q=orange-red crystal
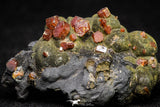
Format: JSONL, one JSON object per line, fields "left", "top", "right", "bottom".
{"left": 71, "top": 16, "right": 90, "bottom": 37}
{"left": 69, "top": 34, "right": 77, "bottom": 42}
{"left": 60, "top": 42, "right": 74, "bottom": 50}
{"left": 92, "top": 31, "right": 104, "bottom": 43}
{"left": 46, "top": 16, "right": 59, "bottom": 30}
{"left": 137, "top": 58, "right": 148, "bottom": 66}
{"left": 140, "top": 31, "right": 147, "bottom": 38}
{"left": 53, "top": 21, "right": 70, "bottom": 40}
{"left": 97, "top": 7, "right": 111, "bottom": 18}
{"left": 150, "top": 42, "right": 157, "bottom": 48}
{"left": 99, "top": 18, "right": 111, "bottom": 34}
{"left": 120, "top": 28, "right": 125, "bottom": 32}
{"left": 42, "top": 29, "right": 53, "bottom": 41}
{"left": 6, "top": 58, "right": 18, "bottom": 71}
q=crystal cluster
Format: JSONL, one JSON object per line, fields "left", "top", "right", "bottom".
{"left": 1, "top": 7, "right": 160, "bottom": 106}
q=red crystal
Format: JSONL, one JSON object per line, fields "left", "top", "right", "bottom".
{"left": 43, "top": 51, "right": 49, "bottom": 57}
{"left": 67, "top": 43, "right": 74, "bottom": 49}
{"left": 120, "top": 28, "right": 125, "bottom": 32}
{"left": 140, "top": 31, "right": 147, "bottom": 38}
{"left": 60, "top": 42, "right": 74, "bottom": 50}
{"left": 69, "top": 34, "right": 77, "bottom": 42}
{"left": 104, "top": 25, "right": 111, "bottom": 34}
{"left": 136, "top": 58, "right": 148, "bottom": 66}
{"left": 42, "top": 29, "right": 53, "bottom": 41}
{"left": 6, "top": 58, "right": 18, "bottom": 71}
{"left": 92, "top": 31, "right": 104, "bottom": 43}
{"left": 53, "top": 21, "right": 70, "bottom": 40}
{"left": 97, "top": 7, "right": 111, "bottom": 18}
{"left": 60, "top": 42, "right": 68, "bottom": 50}
{"left": 99, "top": 18, "right": 107, "bottom": 28}
{"left": 150, "top": 42, "right": 157, "bottom": 48}
{"left": 46, "top": 16, "right": 59, "bottom": 30}
{"left": 71, "top": 16, "right": 90, "bottom": 37}
{"left": 99, "top": 18, "right": 111, "bottom": 34}
{"left": 133, "top": 46, "right": 137, "bottom": 50}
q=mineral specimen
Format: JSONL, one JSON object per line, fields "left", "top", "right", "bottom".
{"left": 1, "top": 7, "right": 160, "bottom": 106}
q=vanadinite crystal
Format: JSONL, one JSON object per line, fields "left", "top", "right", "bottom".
{"left": 6, "top": 58, "right": 18, "bottom": 71}
{"left": 140, "top": 31, "right": 147, "bottom": 38}
{"left": 120, "top": 28, "right": 125, "bottom": 32}
{"left": 137, "top": 58, "right": 148, "bottom": 66}
{"left": 92, "top": 31, "right": 104, "bottom": 43}
{"left": 60, "top": 42, "right": 74, "bottom": 50}
{"left": 69, "top": 34, "right": 77, "bottom": 42}
{"left": 97, "top": 7, "right": 111, "bottom": 18}
{"left": 99, "top": 18, "right": 111, "bottom": 34}
{"left": 71, "top": 16, "right": 90, "bottom": 37}
{"left": 53, "top": 21, "right": 70, "bottom": 39}
{"left": 1, "top": 7, "right": 160, "bottom": 107}
{"left": 46, "top": 15, "right": 59, "bottom": 30}
{"left": 42, "top": 29, "right": 52, "bottom": 41}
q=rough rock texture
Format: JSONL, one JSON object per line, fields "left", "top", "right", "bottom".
{"left": 1, "top": 7, "right": 160, "bottom": 106}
